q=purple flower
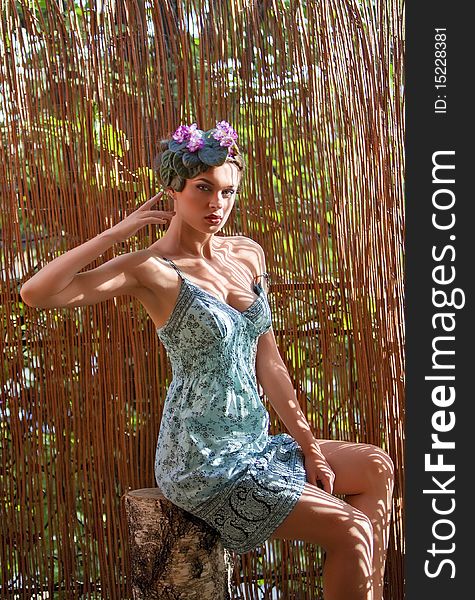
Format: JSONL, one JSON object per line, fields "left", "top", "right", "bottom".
{"left": 172, "top": 123, "right": 198, "bottom": 143}
{"left": 212, "top": 120, "right": 238, "bottom": 147}
{"left": 172, "top": 122, "right": 205, "bottom": 152}
{"left": 187, "top": 131, "right": 205, "bottom": 152}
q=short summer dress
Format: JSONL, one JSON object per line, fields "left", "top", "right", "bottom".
{"left": 154, "top": 255, "right": 307, "bottom": 554}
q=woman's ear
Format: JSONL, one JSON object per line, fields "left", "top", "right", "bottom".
{"left": 165, "top": 189, "right": 177, "bottom": 210}
{"left": 164, "top": 187, "right": 175, "bottom": 200}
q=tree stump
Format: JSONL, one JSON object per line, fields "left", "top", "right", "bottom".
{"left": 123, "top": 487, "right": 235, "bottom": 600}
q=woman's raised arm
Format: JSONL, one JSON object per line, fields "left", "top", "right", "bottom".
{"left": 20, "top": 192, "right": 175, "bottom": 308}
{"left": 21, "top": 246, "right": 139, "bottom": 309}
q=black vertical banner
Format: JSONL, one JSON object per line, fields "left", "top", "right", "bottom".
{"left": 406, "top": 2, "right": 474, "bottom": 598}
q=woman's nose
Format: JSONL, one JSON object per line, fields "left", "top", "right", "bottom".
{"left": 209, "top": 194, "right": 224, "bottom": 208}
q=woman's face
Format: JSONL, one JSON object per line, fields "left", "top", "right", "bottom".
{"left": 169, "top": 162, "right": 241, "bottom": 233}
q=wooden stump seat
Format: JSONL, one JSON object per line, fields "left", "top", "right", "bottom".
{"left": 123, "top": 487, "right": 235, "bottom": 600}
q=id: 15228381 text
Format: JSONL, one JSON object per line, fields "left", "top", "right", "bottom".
{"left": 434, "top": 28, "right": 447, "bottom": 115}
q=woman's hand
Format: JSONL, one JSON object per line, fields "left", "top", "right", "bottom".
{"left": 109, "top": 191, "right": 176, "bottom": 242}
{"left": 303, "top": 447, "right": 336, "bottom": 494}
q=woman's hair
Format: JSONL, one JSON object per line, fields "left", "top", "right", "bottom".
{"left": 153, "top": 135, "right": 246, "bottom": 193}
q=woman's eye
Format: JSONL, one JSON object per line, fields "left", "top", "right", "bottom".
{"left": 196, "top": 185, "right": 235, "bottom": 196}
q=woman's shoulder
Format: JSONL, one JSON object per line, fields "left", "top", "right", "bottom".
{"left": 222, "top": 234, "right": 264, "bottom": 253}
{"left": 223, "top": 235, "right": 267, "bottom": 279}
{"left": 121, "top": 247, "right": 177, "bottom": 289}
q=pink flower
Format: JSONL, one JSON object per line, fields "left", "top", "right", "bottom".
{"left": 172, "top": 122, "right": 204, "bottom": 152}
{"left": 187, "top": 132, "right": 205, "bottom": 152}
{"left": 212, "top": 120, "right": 238, "bottom": 147}
{"left": 172, "top": 123, "right": 198, "bottom": 143}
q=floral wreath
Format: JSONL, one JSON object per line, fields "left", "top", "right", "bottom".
{"left": 159, "top": 120, "right": 239, "bottom": 187}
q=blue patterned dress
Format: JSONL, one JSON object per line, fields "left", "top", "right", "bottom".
{"left": 154, "top": 255, "right": 307, "bottom": 554}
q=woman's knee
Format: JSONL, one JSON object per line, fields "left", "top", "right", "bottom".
{"left": 325, "top": 505, "right": 374, "bottom": 554}
{"left": 359, "top": 445, "right": 395, "bottom": 492}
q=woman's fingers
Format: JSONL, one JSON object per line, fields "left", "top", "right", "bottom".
{"left": 321, "top": 474, "right": 334, "bottom": 495}
{"left": 147, "top": 210, "right": 176, "bottom": 220}
{"left": 304, "top": 450, "right": 337, "bottom": 495}
{"left": 143, "top": 210, "right": 176, "bottom": 219}
{"left": 148, "top": 211, "right": 176, "bottom": 224}
{"left": 317, "top": 464, "right": 335, "bottom": 494}
{"left": 142, "top": 191, "right": 167, "bottom": 208}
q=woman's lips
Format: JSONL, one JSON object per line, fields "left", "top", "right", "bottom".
{"left": 204, "top": 215, "right": 222, "bottom": 224}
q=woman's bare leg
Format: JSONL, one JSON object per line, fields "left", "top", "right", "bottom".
{"left": 269, "top": 441, "right": 394, "bottom": 600}
{"left": 317, "top": 441, "right": 395, "bottom": 600}
{"left": 269, "top": 484, "right": 375, "bottom": 599}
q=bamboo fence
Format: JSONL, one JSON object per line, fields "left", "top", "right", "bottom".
{"left": 0, "top": 0, "right": 405, "bottom": 598}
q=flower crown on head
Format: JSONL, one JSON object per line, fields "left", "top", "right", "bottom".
{"left": 172, "top": 120, "right": 238, "bottom": 152}
{"left": 158, "top": 120, "right": 239, "bottom": 187}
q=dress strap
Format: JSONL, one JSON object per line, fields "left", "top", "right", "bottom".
{"left": 254, "top": 272, "right": 270, "bottom": 293}
{"left": 161, "top": 256, "right": 186, "bottom": 281}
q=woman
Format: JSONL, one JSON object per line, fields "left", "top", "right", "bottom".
{"left": 21, "top": 121, "right": 394, "bottom": 600}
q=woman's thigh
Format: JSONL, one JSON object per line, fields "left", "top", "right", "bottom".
{"left": 268, "top": 439, "right": 393, "bottom": 547}
{"left": 315, "top": 439, "right": 394, "bottom": 496}
{"left": 269, "top": 483, "right": 373, "bottom": 550}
